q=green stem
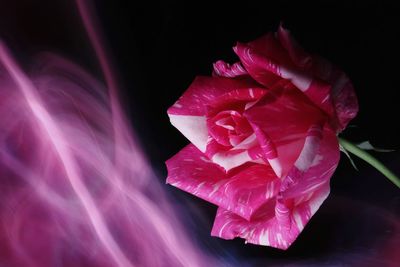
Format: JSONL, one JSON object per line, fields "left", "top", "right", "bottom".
{"left": 339, "top": 137, "right": 400, "bottom": 189}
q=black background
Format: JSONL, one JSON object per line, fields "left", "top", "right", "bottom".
{"left": 1, "top": 0, "right": 399, "bottom": 265}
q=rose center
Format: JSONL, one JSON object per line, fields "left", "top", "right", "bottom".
{"left": 208, "top": 110, "right": 253, "bottom": 147}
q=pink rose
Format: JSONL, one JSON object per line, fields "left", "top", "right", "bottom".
{"left": 166, "top": 26, "right": 358, "bottom": 249}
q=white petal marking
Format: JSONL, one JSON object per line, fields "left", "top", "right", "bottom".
{"left": 169, "top": 115, "right": 208, "bottom": 152}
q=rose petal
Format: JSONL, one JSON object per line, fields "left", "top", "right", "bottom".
{"left": 166, "top": 144, "right": 280, "bottom": 220}
{"left": 168, "top": 76, "right": 260, "bottom": 153}
{"left": 212, "top": 60, "right": 248, "bottom": 78}
{"left": 211, "top": 128, "right": 339, "bottom": 249}
{"left": 244, "top": 81, "right": 326, "bottom": 177}
{"left": 331, "top": 78, "right": 358, "bottom": 131}
{"left": 204, "top": 88, "right": 266, "bottom": 115}
{"left": 236, "top": 32, "right": 294, "bottom": 68}
{"left": 207, "top": 134, "right": 263, "bottom": 171}
{"left": 232, "top": 34, "right": 285, "bottom": 89}
{"left": 234, "top": 35, "right": 334, "bottom": 116}
{"left": 275, "top": 27, "right": 358, "bottom": 131}
{"left": 277, "top": 25, "right": 312, "bottom": 69}
{"left": 211, "top": 183, "right": 330, "bottom": 250}
{"left": 311, "top": 56, "right": 359, "bottom": 131}
{"left": 167, "top": 76, "right": 258, "bottom": 116}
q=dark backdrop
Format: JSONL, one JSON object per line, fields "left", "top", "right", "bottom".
{"left": 1, "top": 1, "right": 399, "bottom": 266}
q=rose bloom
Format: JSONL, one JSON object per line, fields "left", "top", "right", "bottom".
{"left": 166, "top": 26, "right": 358, "bottom": 249}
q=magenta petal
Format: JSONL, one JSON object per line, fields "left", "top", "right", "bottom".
{"left": 234, "top": 35, "right": 334, "bottom": 117}
{"left": 236, "top": 33, "right": 294, "bottom": 68}
{"left": 211, "top": 183, "right": 330, "bottom": 249}
{"left": 277, "top": 27, "right": 359, "bottom": 130}
{"left": 212, "top": 60, "right": 247, "bottom": 78}
{"left": 167, "top": 76, "right": 259, "bottom": 153}
{"left": 244, "top": 81, "right": 326, "bottom": 177}
{"left": 167, "top": 76, "right": 257, "bottom": 116}
{"left": 331, "top": 79, "right": 358, "bottom": 130}
{"left": 233, "top": 42, "right": 283, "bottom": 89}
{"left": 311, "top": 56, "right": 359, "bottom": 131}
{"left": 277, "top": 25, "right": 312, "bottom": 69}
{"left": 166, "top": 144, "right": 280, "bottom": 220}
{"left": 211, "top": 128, "right": 339, "bottom": 249}
{"left": 282, "top": 128, "right": 338, "bottom": 199}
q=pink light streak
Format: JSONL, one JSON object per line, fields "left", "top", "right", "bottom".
{"left": 0, "top": 1, "right": 217, "bottom": 266}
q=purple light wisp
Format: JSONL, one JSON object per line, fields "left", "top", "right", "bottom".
{"left": 0, "top": 1, "right": 218, "bottom": 266}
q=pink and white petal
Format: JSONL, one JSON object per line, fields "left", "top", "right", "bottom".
{"left": 168, "top": 76, "right": 258, "bottom": 152}
{"left": 169, "top": 114, "right": 209, "bottom": 152}
{"left": 210, "top": 149, "right": 253, "bottom": 172}
{"left": 233, "top": 42, "right": 283, "bottom": 88}
{"left": 310, "top": 56, "right": 359, "bottom": 131}
{"left": 206, "top": 128, "right": 272, "bottom": 172}
{"left": 205, "top": 88, "right": 267, "bottom": 114}
{"left": 166, "top": 144, "right": 280, "bottom": 220}
{"left": 293, "top": 124, "right": 323, "bottom": 171}
{"left": 282, "top": 127, "right": 339, "bottom": 199}
{"left": 248, "top": 123, "right": 282, "bottom": 178}
{"left": 211, "top": 182, "right": 330, "bottom": 250}
{"left": 207, "top": 133, "right": 260, "bottom": 171}
{"left": 212, "top": 60, "right": 247, "bottom": 78}
{"left": 236, "top": 33, "right": 294, "bottom": 67}
{"left": 202, "top": 88, "right": 268, "bottom": 167}
{"left": 244, "top": 81, "right": 327, "bottom": 177}
{"left": 234, "top": 40, "right": 334, "bottom": 116}
{"left": 277, "top": 25, "right": 312, "bottom": 69}
{"left": 280, "top": 68, "right": 335, "bottom": 117}
{"left": 167, "top": 76, "right": 257, "bottom": 116}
